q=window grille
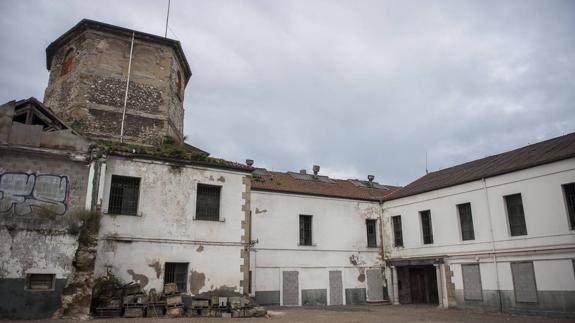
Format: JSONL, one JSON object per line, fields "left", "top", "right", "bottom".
{"left": 458, "top": 203, "right": 475, "bottom": 240}
{"left": 108, "top": 175, "right": 140, "bottom": 216}
{"left": 392, "top": 215, "right": 403, "bottom": 247}
{"left": 420, "top": 210, "right": 434, "bottom": 244}
{"left": 366, "top": 219, "right": 377, "bottom": 248}
{"left": 196, "top": 184, "right": 221, "bottom": 221}
{"left": 299, "top": 215, "right": 313, "bottom": 246}
{"left": 164, "top": 263, "right": 188, "bottom": 293}
{"left": 505, "top": 194, "right": 527, "bottom": 236}
{"left": 26, "top": 274, "right": 55, "bottom": 290}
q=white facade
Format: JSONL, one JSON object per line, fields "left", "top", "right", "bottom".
{"left": 382, "top": 158, "right": 575, "bottom": 315}
{"left": 94, "top": 155, "right": 251, "bottom": 295}
{"left": 251, "top": 190, "right": 386, "bottom": 305}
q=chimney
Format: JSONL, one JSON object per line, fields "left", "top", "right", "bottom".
{"left": 367, "top": 175, "right": 375, "bottom": 187}
{"left": 312, "top": 165, "right": 320, "bottom": 176}
{"left": 299, "top": 169, "right": 307, "bottom": 174}
{"left": 245, "top": 159, "right": 254, "bottom": 167}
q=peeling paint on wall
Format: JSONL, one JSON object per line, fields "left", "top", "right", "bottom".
{"left": 357, "top": 268, "right": 366, "bottom": 282}
{"left": 147, "top": 260, "right": 161, "bottom": 279}
{"left": 255, "top": 208, "right": 267, "bottom": 214}
{"left": 196, "top": 245, "right": 204, "bottom": 252}
{"left": 189, "top": 270, "right": 206, "bottom": 295}
{"left": 217, "top": 176, "right": 225, "bottom": 183}
{"left": 127, "top": 269, "right": 149, "bottom": 288}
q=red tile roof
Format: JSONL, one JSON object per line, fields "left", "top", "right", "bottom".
{"left": 251, "top": 170, "right": 401, "bottom": 201}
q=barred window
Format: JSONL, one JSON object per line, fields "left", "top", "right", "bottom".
{"left": 392, "top": 215, "right": 403, "bottom": 247}
{"left": 108, "top": 175, "right": 140, "bottom": 216}
{"left": 505, "top": 194, "right": 527, "bottom": 236}
{"left": 458, "top": 203, "right": 475, "bottom": 241}
{"left": 420, "top": 210, "right": 433, "bottom": 244}
{"left": 366, "top": 219, "right": 377, "bottom": 248}
{"left": 26, "top": 274, "right": 55, "bottom": 291}
{"left": 196, "top": 184, "right": 221, "bottom": 221}
{"left": 164, "top": 263, "right": 188, "bottom": 293}
{"left": 299, "top": 214, "right": 313, "bottom": 246}
{"left": 563, "top": 183, "right": 575, "bottom": 230}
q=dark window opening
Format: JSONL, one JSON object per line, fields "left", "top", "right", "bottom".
{"left": 176, "top": 71, "right": 183, "bottom": 101}
{"left": 108, "top": 175, "right": 140, "bottom": 216}
{"left": 420, "top": 210, "right": 433, "bottom": 244}
{"left": 458, "top": 203, "right": 475, "bottom": 241}
{"left": 13, "top": 112, "right": 28, "bottom": 124}
{"left": 366, "top": 219, "right": 377, "bottom": 248}
{"left": 61, "top": 48, "right": 74, "bottom": 76}
{"left": 563, "top": 183, "right": 575, "bottom": 230}
{"left": 505, "top": 194, "right": 527, "bottom": 236}
{"left": 299, "top": 214, "right": 313, "bottom": 246}
{"left": 392, "top": 215, "right": 403, "bottom": 247}
{"left": 26, "top": 274, "right": 55, "bottom": 290}
{"left": 164, "top": 262, "right": 188, "bottom": 293}
{"left": 196, "top": 184, "right": 221, "bottom": 221}
{"left": 248, "top": 270, "right": 252, "bottom": 294}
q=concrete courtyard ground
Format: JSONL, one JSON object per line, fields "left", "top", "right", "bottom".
{"left": 3, "top": 305, "right": 572, "bottom": 323}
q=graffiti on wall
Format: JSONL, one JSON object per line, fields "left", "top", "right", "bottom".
{"left": 0, "top": 172, "right": 70, "bottom": 216}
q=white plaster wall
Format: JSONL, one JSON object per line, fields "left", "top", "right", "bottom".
{"left": 251, "top": 190, "right": 382, "bottom": 296}
{"left": 383, "top": 159, "right": 575, "bottom": 258}
{"left": 94, "top": 156, "right": 249, "bottom": 294}
{"left": 0, "top": 229, "right": 78, "bottom": 279}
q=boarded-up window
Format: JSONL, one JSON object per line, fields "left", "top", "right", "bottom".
{"left": 392, "top": 216, "right": 403, "bottom": 247}
{"left": 420, "top": 210, "right": 433, "bottom": 244}
{"left": 366, "top": 219, "right": 377, "bottom": 248}
{"left": 164, "top": 262, "right": 188, "bottom": 293}
{"left": 26, "top": 274, "right": 55, "bottom": 290}
{"left": 61, "top": 48, "right": 74, "bottom": 76}
{"left": 108, "top": 175, "right": 140, "bottom": 215}
{"left": 462, "top": 264, "right": 483, "bottom": 300}
{"left": 458, "top": 203, "right": 475, "bottom": 241}
{"left": 196, "top": 184, "right": 221, "bottom": 221}
{"left": 505, "top": 194, "right": 527, "bottom": 236}
{"left": 563, "top": 183, "right": 575, "bottom": 230}
{"left": 511, "top": 262, "right": 538, "bottom": 303}
{"left": 299, "top": 214, "right": 312, "bottom": 246}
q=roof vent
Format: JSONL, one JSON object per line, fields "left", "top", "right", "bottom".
{"left": 246, "top": 159, "right": 254, "bottom": 166}
{"left": 300, "top": 169, "right": 307, "bottom": 174}
{"left": 312, "top": 165, "right": 320, "bottom": 176}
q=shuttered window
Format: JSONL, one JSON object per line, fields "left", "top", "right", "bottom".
{"left": 26, "top": 274, "right": 55, "bottom": 290}
{"left": 164, "top": 263, "right": 188, "bottom": 293}
{"left": 458, "top": 203, "right": 475, "bottom": 241}
{"left": 108, "top": 175, "right": 140, "bottom": 216}
{"left": 299, "top": 214, "right": 313, "bottom": 246}
{"left": 505, "top": 194, "right": 527, "bottom": 236}
{"left": 511, "top": 262, "right": 538, "bottom": 303}
{"left": 392, "top": 216, "right": 403, "bottom": 247}
{"left": 462, "top": 264, "right": 483, "bottom": 300}
{"left": 563, "top": 183, "right": 575, "bottom": 230}
{"left": 196, "top": 184, "right": 221, "bottom": 221}
{"left": 420, "top": 210, "right": 434, "bottom": 244}
{"left": 366, "top": 219, "right": 377, "bottom": 248}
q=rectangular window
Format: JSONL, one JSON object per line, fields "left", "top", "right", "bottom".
{"left": 457, "top": 203, "right": 475, "bottom": 241}
{"left": 164, "top": 262, "right": 188, "bottom": 293}
{"left": 392, "top": 216, "right": 403, "bottom": 247}
{"left": 195, "top": 184, "right": 221, "bottom": 221}
{"left": 26, "top": 274, "right": 55, "bottom": 291}
{"left": 420, "top": 210, "right": 433, "bottom": 244}
{"left": 462, "top": 264, "right": 483, "bottom": 301}
{"left": 108, "top": 175, "right": 140, "bottom": 215}
{"left": 563, "top": 183, "right": 575, "bottom": 230}
{"left": 366, "top": 219, "right": 377, "bottom": 248}
{"left": 511, "top": 262, "right": 538, "bottom": 303}
{"left": 299, "top": 214, "right": 313, "bottom": 246}
{"left": 505, "top": 194, "right": 527, "bottom": 236}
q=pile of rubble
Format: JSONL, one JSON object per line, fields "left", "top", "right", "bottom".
{"left": 93, "top": 282, "right": 266, "bottom": 318}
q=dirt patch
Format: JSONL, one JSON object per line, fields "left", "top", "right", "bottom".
{"left": 189, "top": 270, "right": 206, "bottom": 295}
{"left": 196, "top": 245, "right": 204, "bottom": 252}
{"left": 147, "top": 261, "right": 161, "bottom": 279}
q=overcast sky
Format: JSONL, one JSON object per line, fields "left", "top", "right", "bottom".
{"left": 1, "top": 0, "right": 574, "bottom": 185}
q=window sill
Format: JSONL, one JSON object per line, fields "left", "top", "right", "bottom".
{"left": 104, "top": 211, "right": 142, "bottom": 217}
{"left": 367, "top": 245, "right": 379, "bottom": 249}
{"left": 297, "top": 243, "right": 317, "bottom": 247}
{"left": 193, "top": 217, "right": 226, "bottom": 223}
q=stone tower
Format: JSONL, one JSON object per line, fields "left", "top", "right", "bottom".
{"left": 43, "top": 19, "right": 191, "bottom": 146}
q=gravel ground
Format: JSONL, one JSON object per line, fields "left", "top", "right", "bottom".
{"left": 4, "top": 305, "right": 572, "bottom": 323}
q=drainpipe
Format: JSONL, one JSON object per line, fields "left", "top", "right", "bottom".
{"left": 120, "top": 32, "right": 135, "bottom": 143}
{"left": 378, "top": 198, "right": 391, "bottom": 302}
{"left": 85, "top": 162, "right": 95, "bottom": 210}
{"left": 482, "top": 178, "right": 503, "bottom": 312}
